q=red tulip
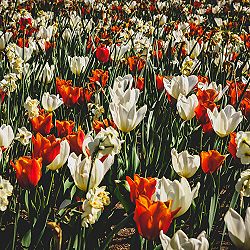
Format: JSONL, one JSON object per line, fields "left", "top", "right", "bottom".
{"left": 56, "top": 120, "right": 75, "bottom": 138}
{"left": 30, "top": 112, "right": 53, "bottom": 135}
{"left": 96, "top": 46, "right": 110, "bottom": 63}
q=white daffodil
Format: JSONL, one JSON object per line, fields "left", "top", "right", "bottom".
{"left": 236, "top": 131, "right": 250, "bottom": 165}
{"left": 0, "top": 176, "right": 13, "bottom": 211}
{"left": 15, "top": 127, "right": 32, "bottom": 145}
{"left": 235, "top": 169, "right": 250, "bottom": 197}
{"left": 207, "top": 105, "right": 243, "bottom": 137}
{"left": 24, "top": 96, "right": 40, "bottom": 118}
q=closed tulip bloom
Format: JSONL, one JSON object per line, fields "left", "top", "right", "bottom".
{"left": 62, "top": 28, "right": 72, "bottom": 41}
{"left": 96, "top": 46, "right": 110, "bottom": 63}
{"left": 66, "top": 129, "right": 85, "bottom": 155}
{"left": 171, "top": 149, "right": 200, "bottom": 178}
{"left": 236, "top": 131, "right": 250, "bottom": 165}
{"left": 200, "top": 150, "right": 226, "bottom": 174}
{"left": 177, "top": 94, "right": 198, "bottom": 120}
{"left": 46, "top": 140, "right": 70, "bottom": 170}
{"left": 110, "top": 44, "right": 130, "bottom": 61}
{"left": 42, "top": 92, "right": 63, "bottom": 112}
{"left": 160, "top": 230, "right": 209, "bottom": 250}
{"left": 0, "top": 31, "right": 12, "bottom": 50}
{"left": 163, "top": 75, "right": 198, "bottom": 99}
{"left": 68, "top": 56, "right": 89, "bottom": 76}
{"left": 11, "top": 156, "right": 42, "bottom": 189}
{"left": 109, "top": 86, "right": 147, "bottom": 133}
{"left": 224, "top": 207, "right": 250, "bottom": 249}
{"left": 126, "top": 174, "right": 157, "bottom": 203}
{"left": 134, "top": 195, "right": 180, "bottom": 240}
{"left": 68, "top": 153, "right": 114, "bottom": 191}
{"left": 207, "top": 105, "right": 243, "bottom": 137}
{"left": 0, "top": 124, "right": 14, "bottom": 149}
{"left": 153, "top": 177, "right": 200, "bottom": 217}
{"left": 39, "top": 62, "right": 55, "bottom": 84}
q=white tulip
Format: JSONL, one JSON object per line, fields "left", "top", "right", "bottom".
{"left": 153, "top": 177, "right": 200, "bottom": 217}
{"left": 177, "top": 94, "right": 198, "bottom": 120}
{"left": 68, "top": 56, "right": 89, "bottom": 76}
{"left": 47, "top": 140, "right": 70, "bottom": 170}
{"left": 39, "top": 62, "right": 55, "bottom": 84}
{"left": 0, "top": 125, "right": 14, "bottom": 149}
{"left": 224, "top": 207, "right": 250, "bottom": 250}
{"left": 68, "top": 153, "right": 114, "bottom": 191}
{"left": 171, "top": 148, "right": 200, "bottom": 178}
{"left": 207, "top": 105, "right": 243, "bottom": 137}
{"left": 37, "top": 25, "right": 54, "bottom": 40}
{"left": 236, "top": 131, "right": 250, "bottom": 165}
{"left": 160, "top": 230, "right": 209, "bottom": 250}
{"left": 42, "top": 92, "right": 63, "bottom": 112}
{"left": 62, "top": 28, "right": 72, "bottom": 41}
{"left": 0, "top": 31, "right": 12, "bottom": 50}
{"left": 109, "top": 90, "right": 147, "bottom": 133}
{"left": 15, "top": 45, "right": 33, "bottom": 62}
{"left": 110, "top": 44, "right": 130, "bottom": 61}
{"left": 235, "top": 169, "right": 250, "bottom": 197}
{"left": 163, "top": 75, "right": 198, "bottom": 99}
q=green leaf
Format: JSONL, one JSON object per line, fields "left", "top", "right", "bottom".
{"left": 21, "top": 229, "right": 31, "bottom": 248}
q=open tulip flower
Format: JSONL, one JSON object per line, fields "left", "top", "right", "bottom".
{"left": 207, "top": 105, "right": 243, "bottom": 137}
{"left": 30, "top": 112, "right": 54, "bottom": 135}
{"left": 153, "top": 177, "right": 200, "bottom": 217}
{"left": 160, "top": 230, "right": 209, "bottom": 250}
{"left": 126, "top": 174, "right": 157, "bottom": 203}
{"left": 200, "top": 150, "right": 227, "bottom": 174}
{"left": 224, "top": 207, "right": 250, "bottom": 249}
{"left": 42, "top": 92, "right": 63, "bottom": 112}
{"left": 163, "top": 75, "right": 198, "bottom": 99}
{"left": 68, "top": 56, "right": 89, "bottom": 76}
{"left": 171, "top": 149, "right": 200, "bottom": 178}
{"left": 134, "top": 195, "right": 180, "bottom": 240}
{"left": 177, "top": 94, "right": 198, "bottom": 121}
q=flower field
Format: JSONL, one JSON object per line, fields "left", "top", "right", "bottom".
{"left": 0, "top": 0, "right": 249, "bottom": 249}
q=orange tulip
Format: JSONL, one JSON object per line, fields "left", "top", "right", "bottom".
{"left": 156, "top": 75, "right": 164, "bottom": 91}
{"left": 11, "top": 156, "right": 42, "bottom": 189}
{"left": 56, "top": 78, "right": 72, "bottom": 92}
{"left": 126, "top": 174, "right": 156, "bottom": 203}
{"left": 57, "top": 85, "right": 81, "bottom": 107}
{"left": 56, "top": 120, "right": 75, "bottom": 138}
{"left": 66, "top": 129, "right": 85, "bottom": 155}
{"left": 32, "top": 133, "right": 60, "bottom": 166}
{"left": 134, "top": 195, "right": 180, "bottom": 240}
{"left": 93, "top": 119, "right": 117, "bottom": 134}
{"left": 228, "top": 132, "right": 237, "bottom": 159}
{"left": 89, "top": 69, "right": 109, "bottom": 87}
{"left": 200, "top": 150, "right": 226, "bottom": 174}
{"left": 136, "top": 77, "right": 144, "bottom": 91}
{"left": 30, "top": 112, "right": 53, "bottom": 135}
{"left": 127, "top": 56, "right": 146, "bottom": 73}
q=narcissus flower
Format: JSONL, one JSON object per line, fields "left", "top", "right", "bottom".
{"left": 0, "top": 176, "right": 13, "bottom": 211}
{"left": 224, "top": 207, "right": 250, "bottom": 249}
{"left": 235, "top": 169, "right": 250, "bottom": 197}
{"left": 207, "top": 105, "right": 243, "bottom": 137}
{"left": 42, "top": 92, "right": 63, "bottom": 112}
{"left": 163, "top": 75, "right": 198, "bottom": 99}
{"left": 236, "top": 131, "right": 250, "bottom": 165}
{"left": 153, "top": 177, "right": 200, "bottom": 217}
{"left": 171, "top": 148, "right": 200, "bottom": 178}
{"left": 68, "top": 153, "right": 114, "bottom": 191}
{"left": 96, "top": 46, "right": 110, "bottom": 63}
{"left": 126, "top": 174, "right": 157, "bottom": 203}
{"left": 200, "top": 150, "right": 227, "bottom": 174}
{"left": 0, "top": 124, "right": 14, "bottom": 149}
{"left": 160, "top": 230, "right": 209, "bottom": 250}
{"left": 24, "top": 96, "right": 39, "bottom": 119}
{"left": 133, "top": 195, "right": 180, "bottom": 240}
{"left": 15, "top": 127, "right": 32, "bottom": 145}
{"left": 177, "top": 94, "right": 198, "bottom": 120}
{"left": 30, "top": 112, "right": 53, "bottom": 135}
{"left": 11, "top": 156, "right": 42, "bottom": 189}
